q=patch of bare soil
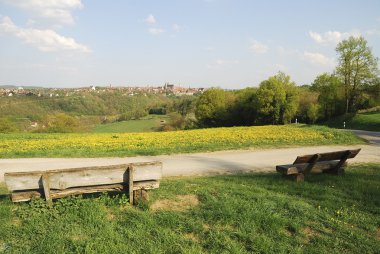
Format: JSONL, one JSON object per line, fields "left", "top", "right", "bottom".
{"left": 11, "top": 218, "right": 22, "bottom": 227}
{"left": 70, "top": 232, "right": 88, "bottom": 241}
{"left": 184, "top": 233, "right": 199, "bottom": 242}
{"left": 151, "top": 194, "right": 199, "bottom": 212}
{"left": 106, "top": 210, "right": 116, "bottom": 221}
{"left": 302, "top": 227, "right": 317, "bottom": 243}
{"left": 376, "top": 227, "right": 380, "bottom": 240}
{"left": 202, "top": 223, "right": 210, "bottom": 231}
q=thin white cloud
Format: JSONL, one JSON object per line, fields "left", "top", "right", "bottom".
{"left": 276, "top": 46, "right": 300, "bottom": 56}
{"left": 172, "top": 23, "right": 180, "bottom": 32}
{"left": 366, "top": 29, "right": 380, "bottom": 37}
{"left": 4, "top": 0, "right": 83, "bottom": 25}
{"left": 148, "top": 27, "right": 164, "bottom": 35}
{"left": 249, "top": 40, "right": 268, "bottom": 54}
{"left": 145, "top": 14, "right": 156, "bottom": 24}
{"left": 216, "top": 59, "right": 239, "bottom": 65}
{"left": 0, "top": 16, "right": 90, "bottom": 53}
{"left": 308, "top": 30, "right": 358, "bottom": 45}
{"left": 275, "top": 64, "right": 288, "bottom": 72}
{"left": 304, "top": 51, "right": 335, "bottom": 66}
{"left": 207, "top": 59, "right": 239, "bottom": 69}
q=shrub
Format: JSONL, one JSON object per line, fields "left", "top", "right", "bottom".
{"left": 43, "top": 113, "right": 80, "bottom": 133}
{"left": 0, "top": 118, "right": 18, "bottom": 133}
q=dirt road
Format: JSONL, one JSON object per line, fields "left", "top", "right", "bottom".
{"left": 350, "top": 129, "right": 380, "bottom": 146}
{"left": 1, "top": 144, "right": 379, "bottom": 182}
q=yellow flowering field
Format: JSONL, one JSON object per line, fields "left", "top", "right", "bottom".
{"left": 0, "top": 125, "right": 361, "bottom": 158}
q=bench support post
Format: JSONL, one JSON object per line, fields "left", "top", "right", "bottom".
{"left": 303, "top": 154, "right": 321, "bottom": 175}
{"left": 128, "top": 166, "right": 134, "bottom": 205}
{"left": 328, "top": 150, "right": 351, "bottom": 175}
{"left": 290, "top": 153, "right": 321, "bottom": 182}
{"left": 41, "top": 174, "right": 52, "bottom": 206}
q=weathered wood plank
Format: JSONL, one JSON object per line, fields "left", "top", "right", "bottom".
{"left": 128, "top": 166, "right": 134, "bottom": 205}
{"left": 5, "top": 161, "right": 162, "bottom": 192}
{"left": 276, "top": 161, "right": 348, "bottom": 175}
{"left": 293, "top": 149, "right": 361, "bottom": 164}
{"left": 303, "top": 154, "right": 321, "bottom": 174}
{"left": 42, "top": 174, "right": 52, "bottom": 205}
{"left": 10, "top": 180, "right": 160, "bottom": 202}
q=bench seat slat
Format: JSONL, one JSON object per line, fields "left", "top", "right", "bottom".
{"left": 276, "top": 161, "right": 347, "bottom": 175}
{"left": 293, "top": 149, "right": 360, "bottom": 164}
{"left": 4, "top": 161, "right": 162, "bottom": 192}
{"left": 10, "top": 180, "right": 160, "bottom": 203}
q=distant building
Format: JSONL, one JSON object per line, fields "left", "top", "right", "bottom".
{"left": 164, "top": 83, "right": 174, "bottom": 90}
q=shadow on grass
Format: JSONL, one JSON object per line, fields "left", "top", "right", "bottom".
{"left": 210, "top": 166, "right": 380, "bottom": 202}
{"left": 0, "top": 193, "right": 10, "bottom": 201}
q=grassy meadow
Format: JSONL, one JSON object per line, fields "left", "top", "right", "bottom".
{"left": 325, "top": 112, "right": 380, "bottom": 132}
{"left": 0, "top": 163, "right": 379, "bottom": 253}
{"left": 0, "top": 125, "right": 363, "bottom": 158}
{"left": 92, "top": 115, "right": 169, "bottom": 133}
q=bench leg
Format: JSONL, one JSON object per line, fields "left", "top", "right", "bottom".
{"left": 133, "top": 189, "right": 149, "bottom": 205}
{"left": 128, "top": 166, "right": 134, "bottom": 205}
{"left": 42, "top": 174, "right": 53, "bottom": 206}
{"left": 284, "top": 173, "right": 305, "bottom": 182}
{"left": 324, "top": 150, "right": 350, "bottom": 175}
{"left": 295, "top": 173, "right": 304, "bottom": 182}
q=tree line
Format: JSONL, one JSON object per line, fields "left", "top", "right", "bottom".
{"left": 195, "top": 36, "right": 379, "bottom": 128}
{"left": 0, "top": 36, "right": 379, "bottom": 133}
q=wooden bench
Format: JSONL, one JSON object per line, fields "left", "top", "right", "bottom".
{"left": 276, "top": 149, "right": 361, "bottom": 182}
{"left": 4, "top": 161, "right": 162, "bottom": 205}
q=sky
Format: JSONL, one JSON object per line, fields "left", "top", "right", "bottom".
{"left": 0, "top": 0, "right": 379, "bottom": 89}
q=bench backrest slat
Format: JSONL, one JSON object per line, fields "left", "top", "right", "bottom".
{"left": 293, "top": 149, "right": 361, "bottom": 164}
{"left": 4, "top": 161, "right": 162, "bottom": 192}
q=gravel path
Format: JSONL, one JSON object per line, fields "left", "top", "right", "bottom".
{"left": 349, "top": 129, "right": 380, "bottom": 146}
{"left": 1, "top": 143, "right": 379, "bottom": 182}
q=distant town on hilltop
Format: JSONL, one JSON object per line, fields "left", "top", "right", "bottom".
{"left": 0, "top": 83, "right": 205, "bottom": 97}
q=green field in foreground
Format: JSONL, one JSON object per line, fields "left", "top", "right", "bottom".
{"left": 0, "top": 125, "right": 363, "bottom": 158}
{"left": 92, "top": 115, "right": 169, "bottom": 133}
{"left": 0, "top": 163, "right": 379, "bottom": 253}
{"left": 325, "top": 112, "right": 380, "bottom": 132}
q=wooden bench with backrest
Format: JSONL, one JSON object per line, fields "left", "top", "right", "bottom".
{"left": 276, "top": 149, "right": 361, "bottom": 182}
{"left": 4, "top": 161, "right": 162, "bottom": 205}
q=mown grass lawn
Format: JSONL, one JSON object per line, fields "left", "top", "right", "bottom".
{"left": 0, "top": 164, "right": 379, "bottom": 253}
{"left": 0, "top": 125, "right": 363, "bottom": 158}
{"left": 325, "top": 112, "right": 380, "bottom": 132}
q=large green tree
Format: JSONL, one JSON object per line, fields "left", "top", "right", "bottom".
{"left": 256, "top": 72, "right": 299, "bottom": 124}
{"left": 311, "top": 73, "right": 345, "bottom": 119}
{"left": 232, "top": 87, "right": 259, "bottom": 126}
{"left": 297, "top": 86, "right": 320, "bottom": 123}
{"left": 195, "top": 88, "right": 235, "bottom": 127}
{"left": 336, "top": 36, "right": 379, "bottom": 113}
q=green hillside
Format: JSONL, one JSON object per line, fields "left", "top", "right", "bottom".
{"left": 325, "top": 112, "right": 380, "bottom": 131}
{"left": 92, "top": 115, "right": 169, "bottom": 133}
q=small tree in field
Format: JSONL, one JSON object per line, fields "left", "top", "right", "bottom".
{"left": 256, "top": 72, "right": 299, "bottom": 124}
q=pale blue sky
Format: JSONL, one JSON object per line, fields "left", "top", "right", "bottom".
{"left": 0, "top": 0, "right": 379, "bottom": 88}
